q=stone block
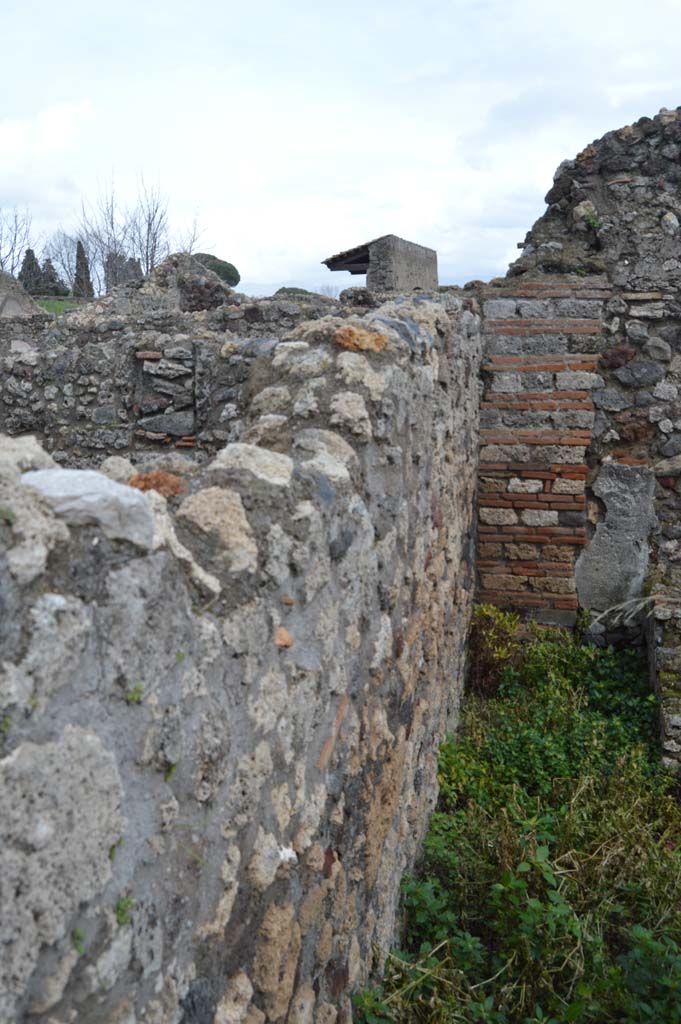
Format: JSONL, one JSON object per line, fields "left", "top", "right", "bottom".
{"left": 480, "top": 573, "right": 527, "bottom": 591}
{"left": 0, "top": 434, "right": 57, "bottom": 479}
{"left": 625, "top": 320, "right": 649, "bottom": 343}
{"left": 520, "top": 509, "right": 558, "bottom": 526}
{"left": 645, "top": 337, "right": 672, "bottom": 361}
{"left": 178, "top": 487, "right": 258, "bottom": 573}
{"left": 555, "top": 370, "right": 604, "bottom": 390}
{"left": 480, "top": 444, "right": 531, "bottom": 462}
{"left": 479, "top": 542, "right": 503, "bottom": 558}
{"left": 479, "top": 507, "right": 518, "bottom": 526}
{"left": 552, "top": 478, "right": 585, "bottom": 494}
{"left": 138, "top": 409, "right": 195, "bottom": 436}
{"left": 490, "top": 373, "right": 522, "bottom": 393}
{"left": 614, "top": 361, "right": 666, "bottom": 387}
{"left": 654, "top": 380, "right": 679, "bottom": 401}
{"left": 0, "top": 727, "right": 123, "bottom": 1022}
{"left": 575, "top": 462, "right": 656, "bottom": 611}
{"left": 543, "top": 544, "right": 575, "bottom": 561}
{"left": 210, "top": 443, "right": 294, "bottom": 487}
{"left": 516, "top": 300, "right": 552, "bottom": 318}
{"left": 21, "top": 468, "right": 154, "bottom": 548}
{"left": 508, "top": 477, "right": 543, "bottom": 494}
{"left": 479, "top": 477, "right": 506, "bottom": 493}
{"left": 655, "top": 455, "right": 681, "bottom": 476}
{"left": 483, "top": 299, "right": 517, "bottom": 318}
{"left": 505, "top": 543, "right": 540, "bottom": 560}
{"left": 530, "top": 577, "right": 576, "bottom": 593}
{"left": 143, "top": 358, "right": 192, "bottom": 378}
{"left": 593, "top": 388, "right": 631, "bottom": 411}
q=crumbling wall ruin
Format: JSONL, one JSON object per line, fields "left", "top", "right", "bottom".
{"left": 0, "top": 257, "right": 341, "bottom": 464}
{"left": 0, "top": 293, "right": 481, "bottom": 1023}
{"left": 484, "top": 105, "right": 681, "bottom": 767}
{"left": 6, "top": 103, "right": 681, "bottom": 1024}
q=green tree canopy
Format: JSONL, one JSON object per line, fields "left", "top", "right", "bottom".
{"left": 17, "top": 248, "right": 43, "bottom": 294}
{"left": 194, "top": 253, "right": 240, "bottom": 287}
{"left": 40, "top": 258, "right": 69, "bottom": 296}
{"left": 72, "top": 240, "right": 94, "bottom": 298}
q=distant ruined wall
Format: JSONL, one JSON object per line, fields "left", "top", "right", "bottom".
{"left": 0, "top": 290, "right": 340, "bottom": 464}
{"left": 0, "top": 294, "right": 481, "bottom": 1023}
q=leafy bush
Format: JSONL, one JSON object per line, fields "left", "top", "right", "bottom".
{"left": 194, "top": 252, "right": 240, "bottom": 287}
{"left": 355, "top": 612, "right": 681, "bottom": 1022}
{"left": 274, "top": 286, "right": 314, "bottom": 297}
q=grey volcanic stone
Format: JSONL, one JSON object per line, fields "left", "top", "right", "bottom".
{"left": 593, "top": 388, "right": 632, "bottom": 411}
{"left": 137, "top": 410, "right": 195, "bottom": 436}
{"left": 645, "top": 336, "right": 672, "bottom": 361}
{"left": 626, "top": 320, "right": 649, "bottom": 343}
{"left": 0, "top": 727, "right": 123, "bottom": 1022}
{"left": 614, "top": 361, "right": 666, "bottom": 387}
{"left": 21, "top": 468, "right": 154, "bottom": 548}
{"left": 0, "top": 435, "right": 57, "bottom": 478}
{"left": 575, "top": 463, "right": 656, "bottom": 612}
{"left": 661, "top": 434, "right": 681, "bottom": 457}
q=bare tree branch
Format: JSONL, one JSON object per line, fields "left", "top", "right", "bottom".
{"left": 11, "top": 182, "right": 205, "bottom": 297}
{"left": 0, "top": 207, "right": 33, "bottom": 277}
{"left": 43, "top": 230, "right": 78, "bottom": 291}
{"left": 128, "top": 178, "right": 170, "bottom": 275}
{"left": 174, "top": 213, "right": 203, "bottom": 255}
{"left": 77, "top": 181, "right": 131, "bottom": 294}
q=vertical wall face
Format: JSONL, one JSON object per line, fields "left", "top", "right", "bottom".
{"left": 476, "top": 276, "right": 610, "bottom": 627}
{"left": 0, "top": 289, "right": 340, "bottom": 463}
{"left": 367, "top": 237, "right": 438, "bottom": 293}
{"left": 475, "top": 106, "right": 681, "bottom": 767}
{"left": 475, "top": 266, "right": 681, "bottom": 761}
{"left": 0, "top": 296, "right": 481, "bottom": 1023}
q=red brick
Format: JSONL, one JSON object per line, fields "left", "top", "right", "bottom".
{"left": 552, "top": 465, "right": 588, "bottom": 476}
{"left": 477, "top": 591, "right": 552, "bottom": 607}
{"left": 485, "top": 319, "right": 601, "bottom": 334}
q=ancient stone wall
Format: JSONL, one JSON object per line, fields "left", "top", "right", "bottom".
{"left": 476, "top": 106, "right": 681, "bottom": 767}
{"left": 5, "top": 103, "right": 681, "bottom": 1024}
{"left": 0, "top": 289, "right": 338, "bottom": 465}
{"left": 476, "top": 276, "right": 609, "bottom": 627}
{"left": 0, "top": 294, "right": 481, "bottom": 1023}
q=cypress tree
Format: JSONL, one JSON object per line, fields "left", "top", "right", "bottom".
{"left": 39, "top": 258, "right": 69, "bottom": 297}
{"left": 17, "top": 248, "right": 43, "bottom": 294}
{"left": 73, "top": 241, "right": 94, "bottom": 298}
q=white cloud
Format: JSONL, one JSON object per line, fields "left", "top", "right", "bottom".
{"left": 0, "top": 101, "right": 93, "bottom": 163}
{"left": 2, "top": 0, "right": 681, "bottom": 291}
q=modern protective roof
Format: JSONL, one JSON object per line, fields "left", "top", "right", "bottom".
{"left": 322, "top": 235, "right": 393, "bottom": 274}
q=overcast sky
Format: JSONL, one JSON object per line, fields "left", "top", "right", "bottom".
{"left": 2, "top": 0, "right": 681, "bottom": 294}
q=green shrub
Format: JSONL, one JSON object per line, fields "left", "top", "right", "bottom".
{"left": 274, "top": 286, "right": 314, "bottom": 297}
{"left": 355, "top": 618, "right": 681, "bottom": 1023}
{"left": 194, "top": 253, "right": 240, "bottom": 287}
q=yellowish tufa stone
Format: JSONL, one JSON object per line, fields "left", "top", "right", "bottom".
{"left": 334, "top": 324, "right": 388, "bottom": 353}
